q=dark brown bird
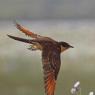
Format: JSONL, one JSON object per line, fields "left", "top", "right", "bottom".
{"left": 8, "top": 23, "right": 73, "bottom": 95}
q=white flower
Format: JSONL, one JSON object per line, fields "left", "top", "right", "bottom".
{"left": 71, "top": 88, "right": 77, "bottom": 95}
{"left": 74, "top": 81, "right": 80, "bottom": 89}
{"left": 70, "top": 81, "right": 81, "bottom": 95}
{"left": 89, "top": 92, "right": 94, "bottom": 95}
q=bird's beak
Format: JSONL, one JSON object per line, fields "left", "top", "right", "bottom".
{"left": 7, "top": 35, "right": 32, "bottom": 44}
{"left": 69, "top": 45, "right": 74, "bottom": 48}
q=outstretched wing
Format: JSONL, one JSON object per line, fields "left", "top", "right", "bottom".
{"left": 7, "top": 35, "right": 33, "bottom": 44}
{"left": 42, "top": 47, "right": 61, "bottom": 95}
{"left": 15, "top": 23, "right": 42, "bottom": 38}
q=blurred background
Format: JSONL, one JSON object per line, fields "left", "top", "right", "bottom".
{"left": 0, "top": 0, "right": 95, "bottom": 95}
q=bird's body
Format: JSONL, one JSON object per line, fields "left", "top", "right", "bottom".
{"left": 8, "top": 23, "right": 73, "bottom": 95}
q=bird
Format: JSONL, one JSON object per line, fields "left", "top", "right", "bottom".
{"left": 7, "top": 23, "right": 73, "bottom": 95}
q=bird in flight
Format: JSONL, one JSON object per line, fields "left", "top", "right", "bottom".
{"left": 8, "top": 23, "right": 73, "bottom": 95}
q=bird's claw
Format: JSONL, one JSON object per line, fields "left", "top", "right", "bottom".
{"left": 28, "top": 45, "right": 38, "bottom": 51}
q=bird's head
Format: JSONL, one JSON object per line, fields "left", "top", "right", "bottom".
{"left": 59, "top": 42, "right": 74, "bottom": 52}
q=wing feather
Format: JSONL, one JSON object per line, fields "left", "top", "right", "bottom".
{"left": 15, "top": 23, "right": 42, "bottom": 38}
{"left": 42, "top": 48, "right": 61, "bottom": 95}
